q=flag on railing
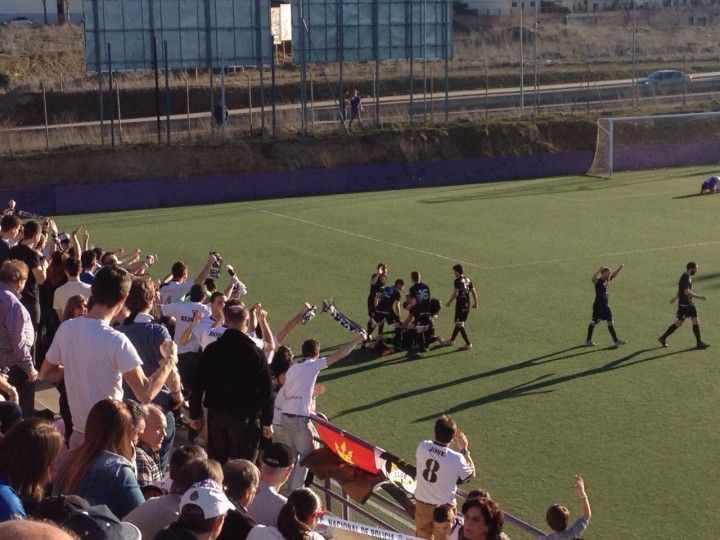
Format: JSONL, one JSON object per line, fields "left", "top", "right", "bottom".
{"left": 312, "top": 415, "right": 382, "bottom": 475}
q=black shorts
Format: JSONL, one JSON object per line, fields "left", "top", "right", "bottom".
{"left": 414, "top": 313, "right": 431, "bottom": 328}
{"left": 676, "top": 304, "right": 698, "bottom": 320}
{"left": 454, "top": 305, "right": 470, "bottom": 323}
{"left": 591, "top": 303, "right": 612, "bottom": 323}
{"left": 372, "top": 310, "right": 399, "bottom": 325}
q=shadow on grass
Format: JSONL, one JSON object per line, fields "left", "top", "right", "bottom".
{"left": 691, "top": 271, "right": 720, "bottom": 282}
{"left": 329, "top": 345, "right": 607, "bottom": 417}
{"left": 672, "top": 193, "right": 704, "bottom": 199}
{"left": 414, "top": 346, "right": 697, "bottom": 422}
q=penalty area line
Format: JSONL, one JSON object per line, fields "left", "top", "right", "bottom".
{"left": 253, "top": 208, "right": 489, "bottom": 270}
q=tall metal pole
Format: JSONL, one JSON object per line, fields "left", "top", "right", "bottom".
{"left": 519, "top": 5, "right": 525, "bottom": 113}
{"left": 444, "top": 0, "right": 449, "bottom": 122}
{"left": 299, "top": 0, "right": 307, "bottom": 135}
{"left": 270, "top": 5, "right": 277, "bottom": 137}
{"left": 255, "top": 0, "right": 265, "bottom": 134}
{"left": 422, "top": 0, "right": 427, "bottom": 120}
{"left": 631, "top": 0, "right": 637, "bottom": 109}
{"left": 533, "top": 0, "right": 539, "bottom": 117}
{"left": 220, "top": 62, "right": 227, "bottom": 138}
{"left": 164, "top": 40, "right": 171, "bottom": 144}
{"left": 91, "top": 0, "right": 104, "bottom": 145}
{"left": 408, "top": 0, "right": 414, "bottom": 125}
{"left": 152, "top": 35, "right": 161, "bottom": 143}
{"left": 108, "top": 43, "right": 115, "bottom": 147}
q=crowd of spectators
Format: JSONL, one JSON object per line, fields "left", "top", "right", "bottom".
{"left": 0, "top": 205, "right": 593, "bottom": 539}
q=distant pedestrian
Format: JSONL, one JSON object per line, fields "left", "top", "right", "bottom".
{"left": 349, "top": 89, "right": 363, "bottom": 129}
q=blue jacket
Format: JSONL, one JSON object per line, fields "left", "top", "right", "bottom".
{"left": 0, "top": 474, "right": 25, "bottom": 522}
{"left": 55, "top": 451, "right": 144, "bottom": 518}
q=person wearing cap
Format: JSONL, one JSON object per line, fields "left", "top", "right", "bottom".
{"left": 125, "top": 455, "right": 221, "bottom": 540}
{"left": 63, "top": 504, "right": 142, "bottom": 540}
{"left": 52, "top": 258, "right": 91, "bottom": 322}
{"left": 247, "top": 443, "right": 293, "bottom": 527}
{"left": 156, "top": 479, "right": 234, "bottom": 540}
{"left": 217, "top": 459, "right": 259, "bottom": 540}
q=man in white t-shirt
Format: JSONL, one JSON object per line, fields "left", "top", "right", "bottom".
{"left": 53, "top": 257, "right": 91, "bottom": 320}
{"left": 40, "top": 265, "right": 178, "bottom": 449}
{"left": 414, "top": 415, "right": 475, "bottom": 539}
{"left": 158, "top": 255, "right": 216, "bottom": 305}
{"left": 274, "top": 331, "right": 366, "bottom": 494}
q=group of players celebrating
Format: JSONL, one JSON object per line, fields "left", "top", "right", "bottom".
{"left": 587, "top": 261, "right": 709, "bottom": 349}
{"left": 364, "top": 263, "right": 478, "bottom": 355}
{"left": 363, "top": 258, "right": 710, "bottom": 356}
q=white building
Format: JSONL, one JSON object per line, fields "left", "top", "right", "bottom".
{"left": 462, "top": 0, "right": 538, "bottom": 16}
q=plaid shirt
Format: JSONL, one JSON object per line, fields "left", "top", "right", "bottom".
{"left": 135, "top": 444, "right": 162, "bottom": 487}
{"left": 0, "top": 282, "right": 34, "bottom": 374}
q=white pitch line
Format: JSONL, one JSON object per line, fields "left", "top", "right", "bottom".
{"left": 489, "top": 240, "right": 720, "bottom": 270}
{"left": 254, "top": 208, "right": 489, "bottom": 270}
{"left": 546, "top": 190, "right": 681, "bottom": 203}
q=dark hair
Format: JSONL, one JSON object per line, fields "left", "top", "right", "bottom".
{"left": 411, "top": 271, "right": 420, "bottom": 283}
{"left": 222, "top": 459, "right": 259, "bottom": 501}
{"left": 173, "top": 458, "right": 223, "bottom": 495}
{"left": 687, "top": 261, "right": 697, "bottom": 271}
{"left": 124, "top": 278, "right": 155, "bottom": 324}
{"left": 545, "top": 504, "right": 570, "bottom": 532}
{"left": 46, "top": 252, "right": 68, "bottom": 287}
{"left": 466, "top": 489, "right": 490, "bottom": 500}
{"left": 100, "top": 252, "right": 118, "bottom": 266}
{"left": 434, "top": 415, "right": 457, "bottom": 444}
{"left": 171, "top": 261, "right": 187, "bottom": 279}
{"left": 0, "top": 259, "right": 29, "bottom": 283}
{"left": 169, "top": 445, "right": 208, "bottom": 483}
{"left": 0, "top": 214, "right": 21, "bottom": 231}
{"left": 80, "top": 250, "right": 96, "bottom": 270}
{"left": 92, "top": 247, "right": 103, "bottom": 259}
{"left": 453, "top": 264, "right": 464, "bottom": 274}
{"left": 123, "top": 399, "right": 147, "bottom": 433}
{"left": 178, "top": 505, "right": 220, "bottom": 533}
{"left": 301, "top": 339, "right": 320, "bottom": 358}
{"left": 90, "top": 266, "right": 132, "bottom": 308}
{"left": 395, "top": 278, "right": 405, "bottom": 287}
{"left": 461, "top": 498, "right": 504, "bottom": 540}
{"left": 203, "top": 278, "right": 217, "bottom": 293}
{"left": 64, "top": 257, "right": 81, "bottom": 277}
{"left": 433, "top": 503, "right": 454, "bottom": 523}
{"left": 277, "top": 488, "right": 321, "bottom": 540}
{"left": 23, "top": 220, "right": 40, "bottom": 239}
{"left": 0, "top": 419, "right": 62, "bottom": 508}
{"left": 62, "top": 294, "right": 87, "bottom": 322}
{"left": 270, "top": 346, "right": 293, "bottom": 378}
{"left": 55, "top": 400, "right": 134, "bottom": 495}
{"left": 188, "top": 284, "right": 206, "bottom": 303}
{"left": 209, "top": 291, "right": 226, "bottom": 304}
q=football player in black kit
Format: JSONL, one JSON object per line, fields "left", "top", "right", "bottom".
{"left": 366, "top": 263, "right": 387, "bottom": 337}
{"left": 368, "top": 278, "right": 405, "bottom": 341}
{"left": 442, "top": 264, "right": 478, "bottom": 350}
{"left": 658, "top": 262, "right": 709, "bottom": 349}
{"left": 404, "top": 271, "right": 433, "bottom": 352}
{"left": 585, "top": 264, "right": 627, "bottom": 347}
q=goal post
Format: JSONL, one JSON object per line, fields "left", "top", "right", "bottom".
{"left": 587, "top": 111, "right": 720, "bottom": 178}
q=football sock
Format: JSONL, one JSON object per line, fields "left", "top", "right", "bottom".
{"left": 459, "top": 327, "right": 470, "bottom": 344}
{"left": 693, "top": 324, "right": 702, "bottom": 344}
{"left": 660, "top": 325, "right": 677, "bottom": 340}
{"left": 451, "top": 327, "right": 460, "bottom": 341}
{"left": 586, "top": 324, "right": 595, "bottom": 342}
{"left": 608, "top": 325, "right": 619, "bottom": 342}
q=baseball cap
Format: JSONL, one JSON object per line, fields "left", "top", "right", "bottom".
{"left": 63, "top": 505, "right": 141, "bottom": 540}
{"left": 262, "top": 442, "right": 293, "bottom": 468}
{"left": 57, "top": 232, "right": 71, "bottom": 243}
{"left": 180, "top": 479, "right": 235, "bottom": 519}
{"left": 31, "top": 494, "right": 90, "bottom": 524}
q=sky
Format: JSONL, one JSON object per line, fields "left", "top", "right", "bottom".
{"left": 1, "top": 0, "right": 83, "bottom": 14}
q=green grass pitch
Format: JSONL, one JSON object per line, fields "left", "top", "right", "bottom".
{"left": 57, "top": 165, "right": 720, "bottom": 538}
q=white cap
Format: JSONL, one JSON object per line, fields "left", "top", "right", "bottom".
{"left": 180, "top": 479, "right": 235, "bottom": 519}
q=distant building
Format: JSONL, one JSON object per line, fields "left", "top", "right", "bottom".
{"left": 461, "top": 0, "right": 539, "bottom": 16}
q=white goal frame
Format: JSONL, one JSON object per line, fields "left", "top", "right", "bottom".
{"left": 587, "top": 110, "right": 720, "bottom": 178}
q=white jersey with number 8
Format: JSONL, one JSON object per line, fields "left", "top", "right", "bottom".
{"left": 414, "top": 440, "right": 474, "bottom": 505}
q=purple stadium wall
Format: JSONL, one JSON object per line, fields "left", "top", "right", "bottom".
{"left": 4, "top": 151, "right": 594, "bottom": 216}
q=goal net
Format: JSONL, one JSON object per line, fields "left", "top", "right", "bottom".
{"left": 587, "top": 111, "right": 720, "bottom": 178}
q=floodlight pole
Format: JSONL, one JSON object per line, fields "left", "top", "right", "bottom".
{"left": 533, "top": 0, "right": 539, "bottom": 118}
{"left": 108, "top": 43, "right": 115, "bottom": 147}
{"left": 299, "top": 0, "right": 307, "bottom": 136}
{"left": 91, "top": 0, "right": 104, "bottom": 145}
{"left": 255, "top": 0, "right": 265, "bottom": 135}
{"left": 164, "top": 40, "right": 171, "bottom": 144}
{"left": 444, "top": 0, "right": 449, "bottom": 122}
{"left": 422, "top": 0, "right": 427, "bottom": 120}
{"left": 152, "top": 35, "right": 161, "bottom": 143}
{"left": 519, "top": 5, "right": 525, "bottom": 114}
{"left": 631, "top": 0, "right": 637, "bottom": 109}
{"left": 409, "top": 0, "right": 414, "bottom": 126}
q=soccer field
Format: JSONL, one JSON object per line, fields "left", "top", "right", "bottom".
{"left": 57, "top": 165, "right": 720, "bottom": 538}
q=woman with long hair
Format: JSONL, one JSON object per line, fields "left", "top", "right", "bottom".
{"left": 54, "top": 399, "right": 144, "bottom": 518}
{"left": 0, "top": 419, "right": 63, "bottom": 520}
{"left": 459, "top": 497, "right": 506, "bottom": 540}
{"left": 246, "top": 488, "right": 324, "bottom": 540}
{"left": 61, "top": 294, "right": 87, "bottom": 323}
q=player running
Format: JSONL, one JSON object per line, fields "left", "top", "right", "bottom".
{"left": 658, "top": 262, "right": 709, "bottom": 349}
{"left": 585, "top": 264, "right": 627, "bottom": 347}
{"left": 442, "top": 264, "right": 478, "bottom": 350}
